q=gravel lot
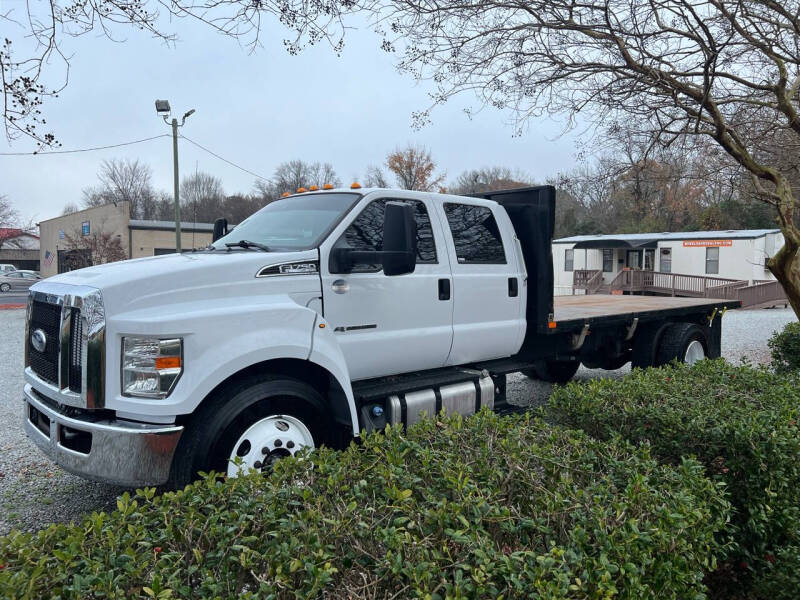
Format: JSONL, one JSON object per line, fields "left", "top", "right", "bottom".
{"left": 0, "top": 306, "right": 795, "bottom": 536}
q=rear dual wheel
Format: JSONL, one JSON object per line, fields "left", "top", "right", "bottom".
{"left": 656, "top": 323, "right": 708, "bottom": 366}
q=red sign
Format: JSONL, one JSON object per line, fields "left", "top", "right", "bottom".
{"left": 682, "top": 240, "right": 733, "bottom": 247}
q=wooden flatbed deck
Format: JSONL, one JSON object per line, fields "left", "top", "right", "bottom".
{"left": 553, "top": 294, "right": 740, "bottom": 329}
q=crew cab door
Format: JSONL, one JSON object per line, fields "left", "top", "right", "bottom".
{"left": 320, "top": 193, "right": 454, "bottom": 381}
{"left": 435, "top": 199, "right": 526, "bottom": 364}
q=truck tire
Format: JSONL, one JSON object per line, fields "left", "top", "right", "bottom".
{"left": 167, "top": 375, "right": 326, "bottom": 489}
{"left": 532, "top": 359, "right": 580, "bottom": 384}
{"left": 655, "top": 323, "right": 708, "bottom": 367}
{"left": 631, "top": 323, "right": 671, "bottom": 370}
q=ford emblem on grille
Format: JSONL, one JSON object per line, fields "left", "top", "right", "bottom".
{"left": 31, "top": 328, "right": 47, "bottom": 353}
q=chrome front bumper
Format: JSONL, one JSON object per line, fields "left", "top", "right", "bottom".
{"left": 23, "top": 384, "right": 183, "bottom": 487}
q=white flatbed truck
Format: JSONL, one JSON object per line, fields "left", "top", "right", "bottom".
{"left": 22, "top": 186, "right": 738, "bottom": 487}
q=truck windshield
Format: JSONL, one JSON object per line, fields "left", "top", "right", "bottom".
{"left": 211, "top": 192, "right": 361, "bottom": 251}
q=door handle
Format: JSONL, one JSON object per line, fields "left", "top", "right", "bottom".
{"left": 331, "top": 279, "right": 349, "bottom": 294}
{"left": 508, "top": 277, "right": 518, "bottom": 297}
{"left": 438, "top": 278, "right": 450, "bottom": 301}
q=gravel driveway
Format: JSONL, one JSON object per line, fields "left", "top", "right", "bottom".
{"left": 0, "top": 306, "right": 795, "bottom": 536}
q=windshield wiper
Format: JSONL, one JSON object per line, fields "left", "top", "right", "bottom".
{"left": 225, "top": 239, "right": 271, "bottom": 252}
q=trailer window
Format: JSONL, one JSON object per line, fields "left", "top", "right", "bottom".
{"left": 335, "top": 199, "right": 437, "bottom": 272}
{"left": 565, "top": 249, "right": 574, "bottom": 272}
{"left": 602, "top": 249, "right": 613, "bottom": 272}
{"left": 660, "top": 248, "right": 672, "bottom": 273}
{"left": 443, "top": 204, "right": 506, "bottom": 264}
{"left": 706, "top": 247, "right": 719, "bottom": 274}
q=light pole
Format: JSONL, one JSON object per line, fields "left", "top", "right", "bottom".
{"left": 155, "top": 100, "right": 195, "bottom": 252}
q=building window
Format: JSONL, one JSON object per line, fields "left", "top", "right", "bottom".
{"left": 565, "top": 249, "right": 574, "bottom": 272}
{"left": 706, "top": 247, "right": 719, "bottom": 274}
{"left": 660, "top": 248, "right": 671, "bottom": 273}
{"left": 443, "top": 203, "right": 506, "bottom": 264}
{"left": 337, "top": 199, "right": 437, "bottom": 272}
{"left": 602, "top": 249, "right": 613, "bottom": 272}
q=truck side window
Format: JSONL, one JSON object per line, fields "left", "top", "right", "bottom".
{"left": 443, "top": 203, "right": 507, "bottom": 264}
{"left": 337, "top": 199, "right": 437, "bottom": 272}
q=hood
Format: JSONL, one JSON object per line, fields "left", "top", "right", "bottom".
{"left": 37, "top": 250, "right": 321, "bottom": 312}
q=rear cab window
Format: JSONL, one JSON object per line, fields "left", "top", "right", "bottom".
{"left": 442, "top": 203, "right": 507, "bottom": 264}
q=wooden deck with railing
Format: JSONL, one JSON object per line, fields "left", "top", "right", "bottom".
{"left": 572, "top": 269, "right": 788, "bottom": 308}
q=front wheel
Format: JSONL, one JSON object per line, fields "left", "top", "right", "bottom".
{"left": 167, "top": 375, "right": 325, "bottom": 489}
{"left": 0, "top": 283, "right": 9, "bottom": 292}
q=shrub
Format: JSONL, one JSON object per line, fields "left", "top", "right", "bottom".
{"left": 548, "top": 360, "right": 800, "bottom": 599}
{"left": 0, "top": 411, "right": 728, "bottom": 599}
{"left": 768, "top": 321, "right": 800, "bottom": 373}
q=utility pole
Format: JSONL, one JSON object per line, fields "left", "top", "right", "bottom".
{"left": 155, "top": 100, "right": 195, "bottom": 253}
{"left": 171, "top": 117, "right": 181, "bottom": 251}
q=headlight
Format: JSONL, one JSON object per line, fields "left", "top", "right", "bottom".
{"left": 122, "top": 337, "right": 183, "bottom": 398}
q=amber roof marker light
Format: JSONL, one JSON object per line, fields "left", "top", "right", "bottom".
{"left": 309, "top": 185, "right": 319, "bottom": 191}
{"left": 322, "top": 183, "right": 334, "bottom": 190}
{"left": 297, "top": 187, "right": 308, "bottom": 193}
{"left": 350, "top": 182, "right": 362, "bottom": 189}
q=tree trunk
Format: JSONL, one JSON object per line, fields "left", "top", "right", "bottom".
{"left": 768, "top": 237, "right": 800, "bottom": 319}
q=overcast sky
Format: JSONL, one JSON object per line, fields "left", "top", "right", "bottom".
{"left": 1, "top": 11, "right": 580, "bottom": 225}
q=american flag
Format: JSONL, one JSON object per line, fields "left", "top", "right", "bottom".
{"left": 44, "top": 250, "right": 54, "bottom": 267}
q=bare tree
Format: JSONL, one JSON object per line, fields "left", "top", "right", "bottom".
{"left": 181, "top": 171, "right": 225, "bottom": 223}
{"left": 61, "top": 202, "right": 80, "bottom": 215}
{"left": 62, "top": 225, "right": 126, "bottom": 269}
{"left": 0, "top": 194, "right": 18, "bottom": 231}
{"left": 342, "top": 0, "right": 800, "bottom": 317}
{"left": 363, "top": 164, "right": 389, "bottom": 188}
{"left": 82, "top": 159, "right": 157, "bottom": 219}
{"left": 386, "top": 145, "right": 445, "bottom": 191}
{"left": 450, "top": 167, "right": 530, "bottom": 195}
{"left": 272, "top": 160, "right": 341, "bottom": 195}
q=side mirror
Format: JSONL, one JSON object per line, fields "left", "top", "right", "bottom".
{"left": 212, "top": 218, "right": 228, "bottom": 242}
{"left": 328, "top": 201, "right": 418, "bottom": 275}
{"left": 381, "top": 201, "right": 417, "bottom": 276}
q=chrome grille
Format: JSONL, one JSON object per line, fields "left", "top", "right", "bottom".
{"left": 28, "top": 300, "right": 61, "bottom": 385}
{"left": 69, "top": 307, "right": 83, "bottom": 393}
{"left": 26, "top": 284, "right": 105, "bottom": 409}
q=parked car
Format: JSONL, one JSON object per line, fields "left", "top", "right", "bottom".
{"left": 0, "top": 270, "right": 41, "bottom": 292}
{"left": 0, "top": 264, "right": 16, "bottom": 274}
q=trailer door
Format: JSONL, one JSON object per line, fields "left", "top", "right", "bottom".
{"left": 437, "top": 200, "right": 526, "bottom": 365}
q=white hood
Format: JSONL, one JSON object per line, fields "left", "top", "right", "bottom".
{"left": 37, "top": 250, "right": 321, "bottom": 313}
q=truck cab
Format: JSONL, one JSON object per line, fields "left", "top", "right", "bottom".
{"left": 23, "top": 186, "right": 736, "bottom": 488}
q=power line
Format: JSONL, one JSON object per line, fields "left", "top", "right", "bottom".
{"left": 0, "top": 134, "right": 172, "bottom": 156}
{"left": 179, "top": 134, "right": 269, "bottom": 181}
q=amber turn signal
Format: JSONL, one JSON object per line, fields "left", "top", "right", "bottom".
{"left": 155, "top": 356, "right": 182, "bottom": 370}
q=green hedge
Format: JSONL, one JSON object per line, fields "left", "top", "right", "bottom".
{"left": 0, "top": 412, "right": 728, "bottom": 599}
{"left": 768, "top": 321, "right": 800, "bottom": 373}
{"left": 548, "top": 360, "right": 800, "bottom": 599}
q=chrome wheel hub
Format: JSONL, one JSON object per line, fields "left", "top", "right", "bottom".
{"left": 684, "top": 340, "right": 706, "bottom": 365}
{"left": 227, "top": 414, "right": 314, "bottom": 477}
